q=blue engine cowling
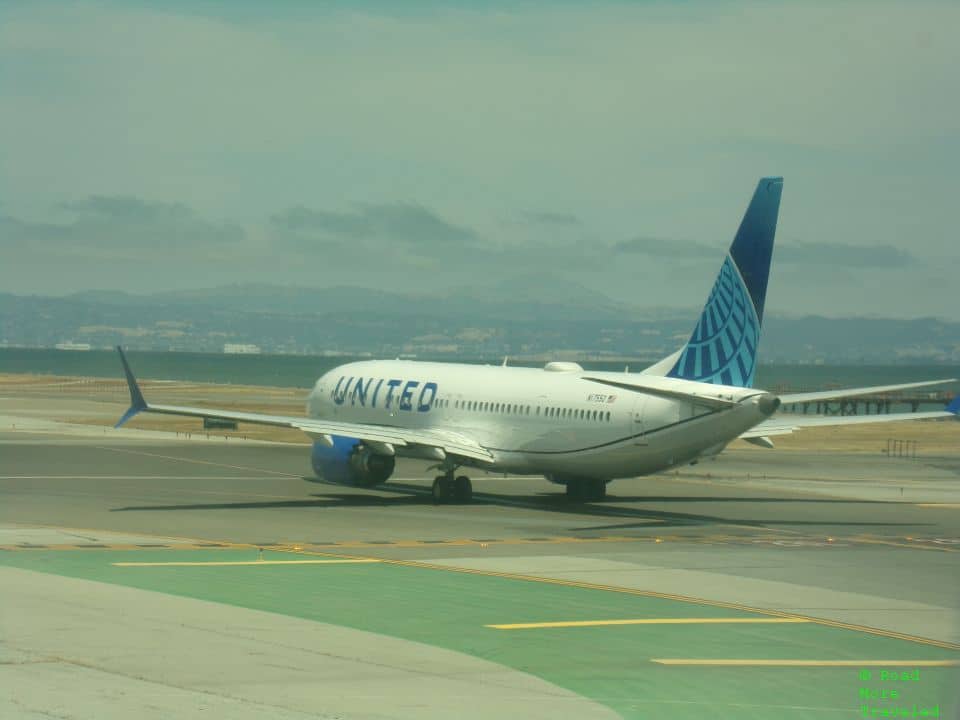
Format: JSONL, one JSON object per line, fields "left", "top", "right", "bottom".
{"left": 311, "top": 435, "right": 396, "bottom": 487}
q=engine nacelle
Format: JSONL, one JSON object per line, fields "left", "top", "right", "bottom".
{"left": 311, "top": 435, "right": 396, "bottom": 487}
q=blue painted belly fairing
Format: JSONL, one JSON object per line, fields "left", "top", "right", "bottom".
{"left": 666, "top": 255, "right": 760, "bottom": 387}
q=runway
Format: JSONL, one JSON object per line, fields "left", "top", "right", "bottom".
{"left": 2, "top": 398, "right": 959, "bottom": 718}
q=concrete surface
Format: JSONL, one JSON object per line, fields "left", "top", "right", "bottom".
{"left": 2, "top": 566, "right": 616, "bottom": 720}
{"left": 1, "top": 392, "right": 958, "bottom": 718}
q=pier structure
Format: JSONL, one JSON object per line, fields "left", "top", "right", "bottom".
{"left": 778, "top": 389, "right": 955, "bottom": 416}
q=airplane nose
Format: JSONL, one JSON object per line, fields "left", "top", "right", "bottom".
{"left": 754, "top": 393, "right": 781, "bottom": 416}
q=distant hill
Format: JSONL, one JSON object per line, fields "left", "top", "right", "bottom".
{"left": 1, "top": 285, "right": 957, "bottom": 363}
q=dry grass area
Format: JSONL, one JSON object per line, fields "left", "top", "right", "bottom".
{"left": 3, "top": 373, "right": 957, "bottom": 454}
{"left": 730, "top": 420, "right": 959, "bottom": 454}
{"left": 3, "top": 373, "right": 310, "bottom": 444}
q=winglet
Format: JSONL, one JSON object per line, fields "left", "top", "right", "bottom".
{"left": 115, "top": 345, "right": 148, "bottom": 428}
{"left": 947, "top": 396, "right": 960, "bottom": 415}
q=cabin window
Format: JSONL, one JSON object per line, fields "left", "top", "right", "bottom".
{"left": 536, "top": 406, "right": 541, "bottom": 416}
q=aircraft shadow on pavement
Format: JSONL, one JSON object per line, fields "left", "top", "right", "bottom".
{"left": 110, "top": 479, "right": 934, "bottom": 533}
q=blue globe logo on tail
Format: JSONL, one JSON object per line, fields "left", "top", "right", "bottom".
{"left": 666, "top": 177, "right": 783, "bottom": 389}
{"left": 667, "top": 255, "right": 760, "bottom": 387}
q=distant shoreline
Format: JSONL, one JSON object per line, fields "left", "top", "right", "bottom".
{"left": 1, "top": 347, "right": 958, "bottom": 395}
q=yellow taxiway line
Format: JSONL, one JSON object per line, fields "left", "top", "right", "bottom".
{"left": 112, "top": 559, "right": 381, "bottom": 567}
{"left": 651, "top": 659, "right": 960, "bottom": 667}
{"left": 282, "top": 547, "right": 960, "bottom": 651}
{"left": 488, "top": 618, "right": 810, "bottom": 630}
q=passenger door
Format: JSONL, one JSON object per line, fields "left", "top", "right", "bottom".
{"left": 631, "top": 393, "right": 648, "bottom": 445}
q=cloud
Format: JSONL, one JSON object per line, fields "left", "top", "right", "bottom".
{"left": 613, "top": 236, "right": 719, "bottom": 259}
{"left": 1, "top": 196, "right": 243, "bottom": 253}
{"left": 270, "top": 203, "right": 479, "bottom": 247}
{"left": 63, "top": 195, "right": 194, "bottom": 223}
{"left": 777, "top": 242, "right": 914, "bottom": 268}
{"left": 516, "top": 211, "right": 581, "bottom": 227}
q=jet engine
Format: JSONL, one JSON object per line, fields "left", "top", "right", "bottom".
{"left": 311, "top": 435, "right": 396, "bottom": 487}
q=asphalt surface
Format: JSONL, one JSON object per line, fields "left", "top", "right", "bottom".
{"left": 2, "top": 418, "right": 959, "bottom": 719}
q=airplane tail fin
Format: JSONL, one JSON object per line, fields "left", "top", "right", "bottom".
{"left": 664, "top": 176, "right": 783, "bottom": 388}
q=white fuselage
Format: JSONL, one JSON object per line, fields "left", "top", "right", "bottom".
{"left": 306, "top": 360, "right": 775, "bottom": 481}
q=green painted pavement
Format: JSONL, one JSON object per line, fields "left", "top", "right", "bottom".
{"left": 3, "top": 548, "right": 957, "bottom": 719}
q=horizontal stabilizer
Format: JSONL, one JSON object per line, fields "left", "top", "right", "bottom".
{"left": 583, "top": 375, "right": 740, "bottom": 410}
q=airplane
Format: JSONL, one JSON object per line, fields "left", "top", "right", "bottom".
{"left": 115, "top": 177, "right": 959, "bottom": 503}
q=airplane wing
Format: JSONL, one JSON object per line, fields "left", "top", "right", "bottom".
{"left": 779, "top": 379, "right": 956, "bottom": 404}
{"left": 113, "top": 347, "right": 493, "bottom": 463}
{"left": 741, "top": 397, "right": 959, "bottom": 440}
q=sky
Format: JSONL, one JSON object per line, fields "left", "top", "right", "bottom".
{"left": 1, "top": 1, "right": 957, "bottom": 318}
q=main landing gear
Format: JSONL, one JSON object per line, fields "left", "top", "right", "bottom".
{"left": 432, "top": 473, "right": 472, "bottom": 504}
{"left": 565, "top": 478, "right": 607, "bottom": 502}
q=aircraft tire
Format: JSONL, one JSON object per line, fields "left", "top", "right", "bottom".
{"left": 565, "top": 478, "right": 606, "bottom": 502}
{"left": 587, "top": 478, "right": 607, "bottom": 502}
{"left": 565, "top": 480, "right": 585, "bottom": 501}
{"left": 453, "top": 475, "right": 472, "bottom": 503}
{"left": 432, "top": 476, "right": 455, "bottom": 504}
